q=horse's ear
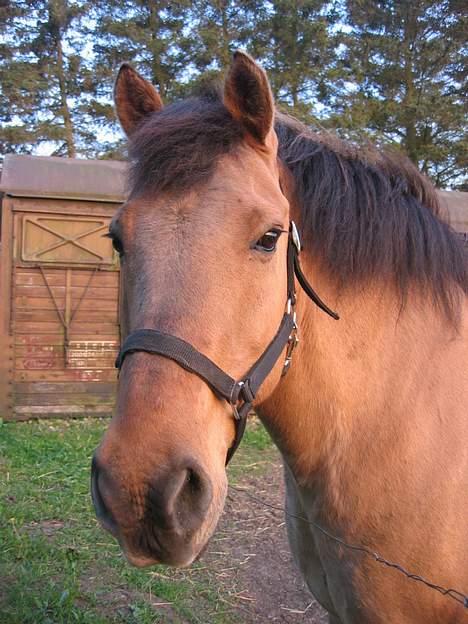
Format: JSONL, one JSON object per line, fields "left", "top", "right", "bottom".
{"left": 224, "top": 51, "right": 274, "bottom": 145}
{"left": 114, "top": 63, "right": 163, "bottom": 137}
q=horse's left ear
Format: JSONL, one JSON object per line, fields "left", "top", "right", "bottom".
{"left": 114, "top": 63, "right": 163, "bottom": 137}
{"left": 224, "top": 51, "right": 274, "bottom": 146}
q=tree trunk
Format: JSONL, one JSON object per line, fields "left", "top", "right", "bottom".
{"left": 218, "top": 0, "right": 231, "bottom": 69}
{"left": 149, "top": 4, "right": 166, "bottom": 98}
{"left": 55, "top": 26, "right": 76, "bottom": 158}
{"left": 402, "top": 6, "right": 417, "bottom": 164}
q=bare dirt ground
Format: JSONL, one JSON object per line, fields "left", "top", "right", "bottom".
{"left": 204, "top": 458, "right": 328, "bottom": 623}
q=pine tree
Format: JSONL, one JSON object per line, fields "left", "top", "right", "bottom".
{"left": 0, "top": 0, "right": 96, "bottom": 158}
{"left": 185, "top": 0, "right": 259, "bottom": 77}
{"left": 334, "top": 0, "right": 467, "bottom": 187}
{"left": 248, "top": 0, "right": 340, "bottom": 123}
{"left": 86, "top": 0, "right": 193, "bottom": 154}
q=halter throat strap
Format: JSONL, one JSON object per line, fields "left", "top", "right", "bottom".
{"left": 115, "top": 221, "right": 338, "bottom": 463}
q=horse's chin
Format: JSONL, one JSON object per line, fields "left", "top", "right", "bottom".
{"left": 123, "top": 550, "right": 162, "bottom": 568}
{"left": 122, "top": 544, "right": 198, "bottom": 568}
{"left": 120, "top": 529, "right": 213, "bottom": 569}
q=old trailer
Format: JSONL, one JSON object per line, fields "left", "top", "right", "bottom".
{"left": 0, "top": 154, "right": 126, "bottom": 420}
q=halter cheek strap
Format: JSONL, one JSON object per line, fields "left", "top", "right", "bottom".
{"left": 115, "top": 221, "right": 339, "bottom": 464}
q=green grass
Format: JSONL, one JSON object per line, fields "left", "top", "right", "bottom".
{"left": 0, "top": 416, "right": 274, "bottom": 624}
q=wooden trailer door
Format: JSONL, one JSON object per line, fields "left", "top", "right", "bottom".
{"left": 11, "top": 205, "right": 120, "bottom": 420}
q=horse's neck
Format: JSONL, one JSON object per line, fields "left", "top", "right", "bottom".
{"left": 260, "top": 271, "right": 466, "bottom": 516}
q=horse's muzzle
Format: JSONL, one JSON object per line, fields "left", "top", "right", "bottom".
{"left": 91, "top": 453, "right": 214, "bottom": 567}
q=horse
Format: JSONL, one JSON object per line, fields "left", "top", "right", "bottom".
{"left": 91, "top": 52, "right": 468, "bottom": 623}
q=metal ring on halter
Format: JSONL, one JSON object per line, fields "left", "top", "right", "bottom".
{"left": 232, "top": 381, "right": 244, "bottom": 420}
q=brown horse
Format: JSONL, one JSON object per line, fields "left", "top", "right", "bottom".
{"left": 91, "top": 52, "right": 468, "bottom": 623}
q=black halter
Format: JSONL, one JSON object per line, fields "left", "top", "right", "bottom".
{"left": 116, "top": 221, "right": 339, "bottom": 464}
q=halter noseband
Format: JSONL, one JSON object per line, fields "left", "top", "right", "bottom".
{"left": 115, "top": 221, "right": 339, "bottom": 464}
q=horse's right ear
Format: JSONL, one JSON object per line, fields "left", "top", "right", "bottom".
{"left": 114, "top": 64, "right": 163, "bottom": 137}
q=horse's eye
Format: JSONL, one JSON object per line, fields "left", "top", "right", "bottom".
{"left": 254, "top": 229, "right": 281, "bottom": 253}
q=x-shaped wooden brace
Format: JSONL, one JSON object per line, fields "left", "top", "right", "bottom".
{"left": 26, "top": 218, "right": 109, "bottom": 261}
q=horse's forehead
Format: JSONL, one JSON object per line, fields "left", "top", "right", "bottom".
{"left": 120, "top": 147, "right": 287, "bottom": 230}
{"left": 203, "top": 147, "right": 288, "bottom": 211}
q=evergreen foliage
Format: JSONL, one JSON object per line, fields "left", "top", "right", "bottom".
{"left": 0, "top": 0, "right": 98, "bottom": 157}
{"left": 334, "top": 0, "right": 467, "bottom": 187}
{"left": 0, "top": 0, "right": 466, "bottom": 187}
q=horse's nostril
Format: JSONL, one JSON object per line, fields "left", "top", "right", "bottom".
{"left": 91, "top": 456, "right": 118, "bottom": 533}
{"left": 147, "top": 462, "right": 213, "bottom": 533}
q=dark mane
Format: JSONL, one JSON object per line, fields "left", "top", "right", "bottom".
{"left": 275, "top": 113, "right": 467, "bottom": 317}
{"left": 128, "top": 90, "right": 467, "bottom": 318}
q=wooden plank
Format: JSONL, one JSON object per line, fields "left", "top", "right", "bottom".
{"left": 15, "top": 356, "right": 115, "bottom": 370}
{"left": 15, "top": 296, "right": 65, "bottom": 310}
{"left": 11, "top": 404, "right": 114, "bottom": 421}
{"left": 15, "top": 334, "right": 118, "bottom": 346}
{"left": 12, "top": 198, "right": 119, "bottom": 217}
{"left": 71, "top": 267, "right": 119, "bottom": 277}
{"left": 15, "top": 344, "right": 117, "bottom": 358}
{"left": 0, "top": 198, "right": 14, "bottom": 418}
{"left": 15, "top": 310, "right": 118, "bottom": 322}
{"left": 0, "top": 334, "right": 13, "bottom": 418}
{"left": 14, "top": 320, "right": 119, "bottom": 334}
{"left": 15, "top": 405, "right": 114, "bottom": 413}
{"left": 15, "top": 271, "right": 118, "bottom": 287}
{"left": 71, "top": 309, "right": 118, "bottom": 322}
{"left": 0, "top": 197, "right": 14, "bottom": 335}
{"left": 15, "top": 285, "right": 119, "bottom": 300}
{"left": 14, "top": 296, "right": 118, "bottom": 312}
{"left": 15, "top": 355, "right": 67, "bottom": 370}
{"left": 14, "top": 369, "right": 118, "bottom": 382}
{"left": 14, "top": 393, "right": 116, "bottom": 406}
{"left": 15, "top": 344, "right": 65, "bottom": 356}
{"left": 15, "top": 381, "right": 116, "bottom": 394}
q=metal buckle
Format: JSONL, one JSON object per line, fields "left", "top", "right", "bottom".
{"left": 232, "top": 381, "right": 244, "bottom": 420}
{"left": 282, "top": 317, "right": 299, "bottom": 376}
{"left": 290, "top": 221, "right": 301, "bottom": 254}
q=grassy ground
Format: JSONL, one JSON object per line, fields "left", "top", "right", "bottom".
{"left": 0, "top": 417, "right": 274, "bottom": 624}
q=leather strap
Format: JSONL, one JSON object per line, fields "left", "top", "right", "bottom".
{"left": 293, "top": 254, "right": 340, "bottom": 320}
{"left": 115, "top": 329, "right": 238, "bottom": 401}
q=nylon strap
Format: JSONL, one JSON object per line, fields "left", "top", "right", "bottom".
{"left": 116, "top": 329, "right": 238, "bottom": 402}
{"left": 293, "top": 255, "right": 340, "bottom": 320}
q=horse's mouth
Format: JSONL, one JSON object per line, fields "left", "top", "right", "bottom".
{"left": 118, "top": 524, "right": 208, "bottom": 569}
{"left": 123, "top": 549, "right": 161, "bottom": 568}
{"left": 122, "top": 542, "right": 200, "bottom": 568}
